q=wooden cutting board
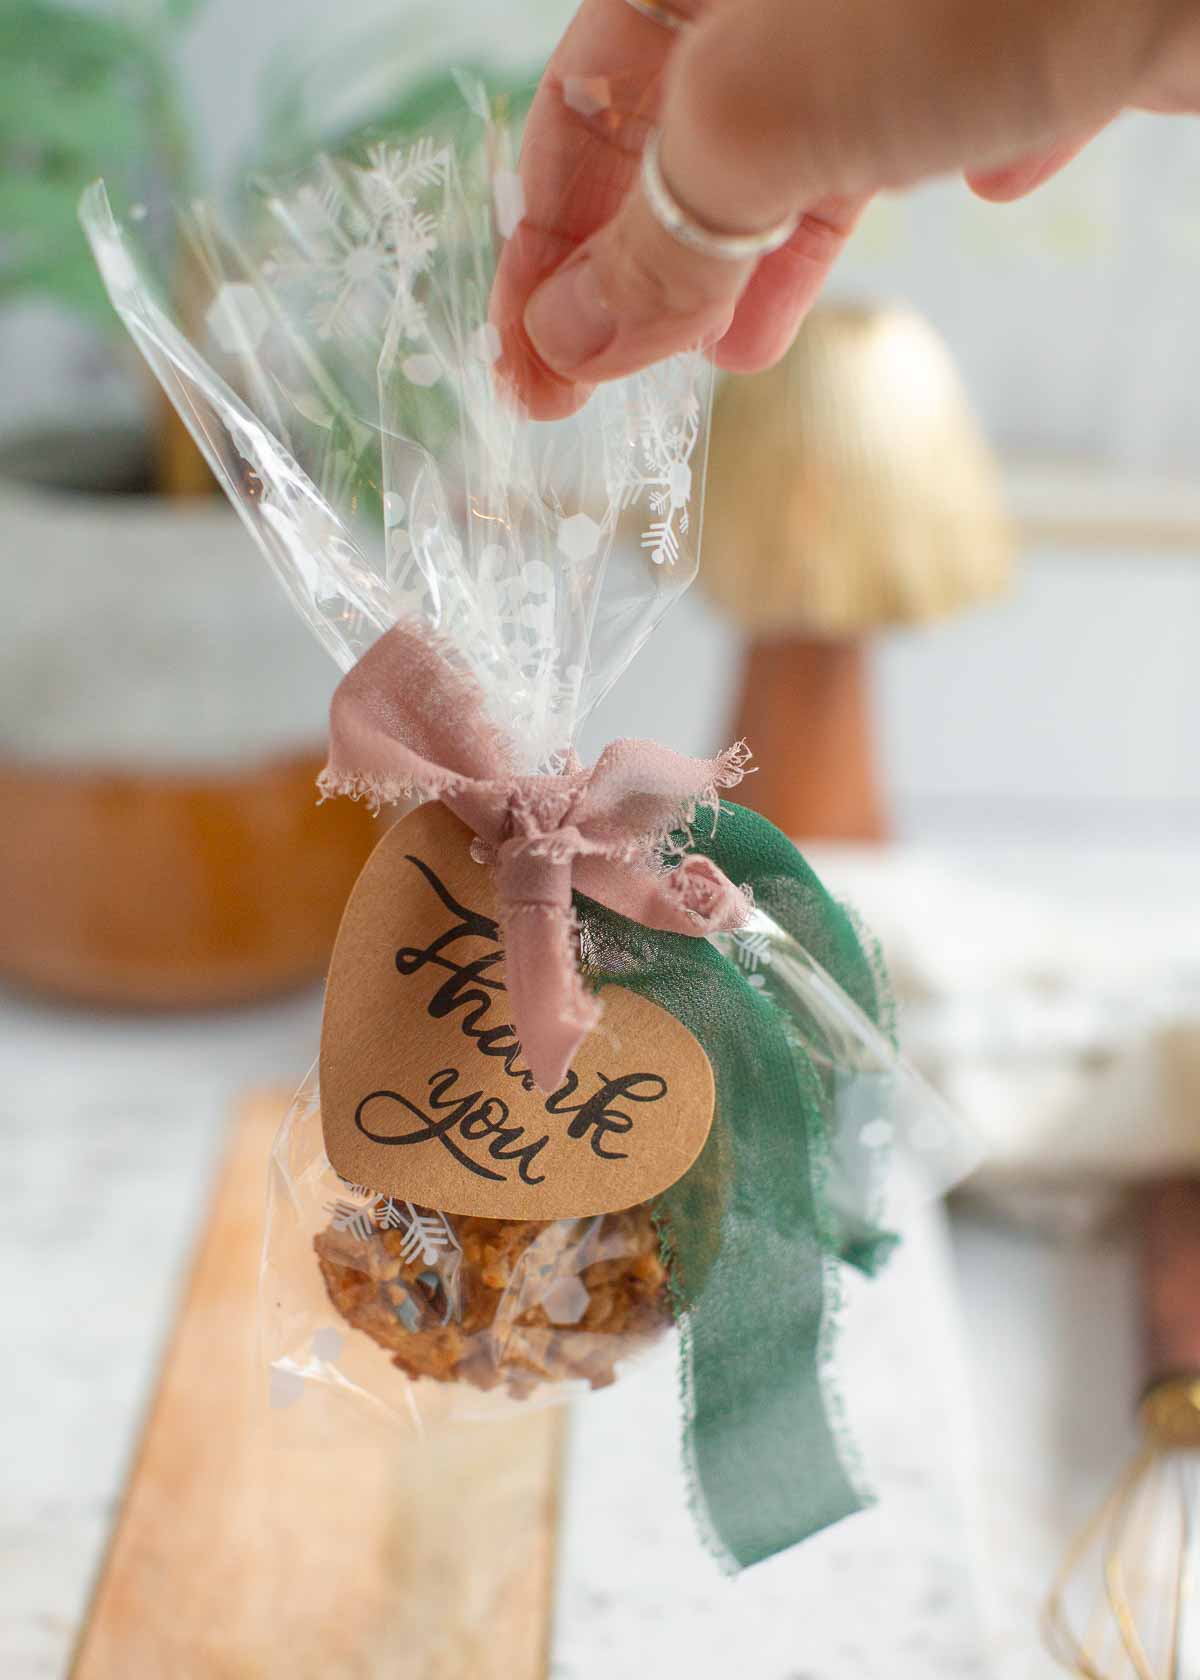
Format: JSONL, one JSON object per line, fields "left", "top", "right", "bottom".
{"left": 71, "top": 1091, "right": 564, "bottom": 1679}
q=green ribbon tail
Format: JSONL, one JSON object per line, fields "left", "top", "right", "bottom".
{"left": 578, "top": 801, "right": 893, "bottom": 1572}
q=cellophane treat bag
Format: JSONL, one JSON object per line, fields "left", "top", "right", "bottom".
{"left": 84, "top": 84, "right": 972, "bottom": 1571}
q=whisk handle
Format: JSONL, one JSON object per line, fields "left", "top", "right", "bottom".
{"left": 1140, "top": 1178, "right": 1200, "bottom": 1383}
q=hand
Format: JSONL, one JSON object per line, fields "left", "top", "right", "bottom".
{"left": 491, "top": 0, "right": 1200, "bottom": 418}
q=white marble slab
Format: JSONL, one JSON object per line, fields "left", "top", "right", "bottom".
{"left": 0, "top": 984, "right": 1141, "bottom": 1679}
{"left": 0, "top": 985, "right": 322, "bottom": 1679}
{"left": 951, "top": 1211, "right": 1141, "bottom": 1680}
{"left": 552, "top": 1206, "right": 994, "bottom": 1680}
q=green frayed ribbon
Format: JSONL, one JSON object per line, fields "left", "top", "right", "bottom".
{"left": 578, "top": 801, "right": 894, "bottom": 1572}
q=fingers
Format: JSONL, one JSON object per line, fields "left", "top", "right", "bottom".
{"left": 520, "top": 198, "right": 860, "bottom": 390}
{"left": 511, "top": 0, "right": 1174, "bottom": 404}
{"left": 519, "top": 1, "right": 796, "bottom": 390}
{"left": 491, "top": 0, "right": 702, "bottom": 418}
{"left": 965, "top": 131, "right": 1106, "bottom": 202}
{"left": 712, "top": 195, "right": 870, "bottom": 374}
{"left": 522, "top": 177, "right": 752, "bottom": 385}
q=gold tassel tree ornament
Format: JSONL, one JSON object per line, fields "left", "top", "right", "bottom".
{"left": 702, "top": 303, "right": 1013, "bottom": 839}
{"left": 703, "top": 303, "right": 1011, "bottom": 634}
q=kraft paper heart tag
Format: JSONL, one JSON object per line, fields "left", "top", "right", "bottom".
{"left": 320, "top": 802, "right": 715, "bottom": 1219}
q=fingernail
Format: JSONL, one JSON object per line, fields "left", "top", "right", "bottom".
{"left": 524, "top": 255, "right": 616, "bottom": 373}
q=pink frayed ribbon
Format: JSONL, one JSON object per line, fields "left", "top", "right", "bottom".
{"left": 319, "top": 623, "right": 752, "bottom": 1091}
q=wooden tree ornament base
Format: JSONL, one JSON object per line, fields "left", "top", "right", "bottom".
{"left": 71, "top": 1092, "right": 564, "bottom": 1680}
{"left": 729, "top": 635, "right": 886, "bottom": 842}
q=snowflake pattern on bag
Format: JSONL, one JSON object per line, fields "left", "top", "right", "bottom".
{"left": 268, "top": 141, "right": 450, "bottom": 346}
{"left": 86, "top": 118, "right": 710, "bottom": 768}
{"left": 731, "top": 928, "right": 774, "bottom": 983}
{"left": 606, "top": 360, "right": 703, "bottom": 566}
{"left": 330, "top": 1176, "right": 462, "bottom": 1261}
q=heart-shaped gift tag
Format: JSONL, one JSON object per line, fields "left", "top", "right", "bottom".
{"left": 320, "top": 802, "right": 715, "bottom": 1219}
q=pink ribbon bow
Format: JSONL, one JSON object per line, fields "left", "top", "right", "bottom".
{"left": 319, "top": 622, "right": 752, "bottom": 1092}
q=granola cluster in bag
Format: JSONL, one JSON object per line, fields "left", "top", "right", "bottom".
{"left": 315, "top": 1201, "right": 670, "bottom": 1396}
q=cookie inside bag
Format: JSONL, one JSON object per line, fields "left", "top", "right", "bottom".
{"left": 315, "top": 1203, "right": 670, "bottom": 1398}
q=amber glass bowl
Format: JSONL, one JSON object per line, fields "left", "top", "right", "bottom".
{"left": 0, "top": 751, "right": 379, "bottom": 1008}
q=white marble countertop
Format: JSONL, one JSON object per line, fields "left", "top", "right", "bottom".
{"left": 1, "top": 979, "right": 1141, "bottom": 1679}
{"left": 1, "top": 985, "right": 323, "bottom": 1677}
